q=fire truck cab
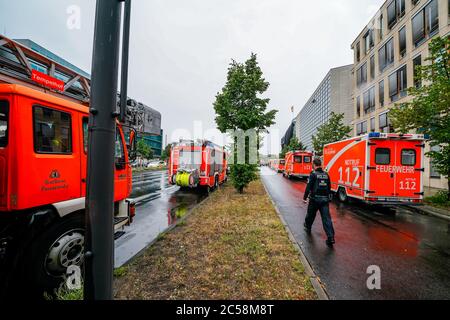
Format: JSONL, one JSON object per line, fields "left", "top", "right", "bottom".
{"left": 0, "top": 35, "right": 136, "bottom": 296}
{"left": 283, "top": 151, "right": 313, "bottom": 179}
{"left": 323, "top": 132, "right": 425, "bottom": 204}
{"left": 168, "top": 140, "right": 228, "bottom": 190}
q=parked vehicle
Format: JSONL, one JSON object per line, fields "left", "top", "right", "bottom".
{"left": 0, "top": 35, "right": 137, "bottom": 295}
{"left": 168, "top": 140, "right": 227, "bottom": 190}
{"left": 323, "top": 132, "right": 425, "bottom": 204}
{"left": 283, "top": 151, "right": 313, "bottom": 179}
{"left": 269, "top": 159, "right": 285, "bottom": 173}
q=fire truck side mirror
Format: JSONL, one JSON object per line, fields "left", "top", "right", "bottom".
{"left": 127, "top": 129, "right": 137, "bottom": 162}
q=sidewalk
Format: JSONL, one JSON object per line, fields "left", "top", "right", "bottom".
{"left": 405, "top": 204, "right": 450, "bottom": 222}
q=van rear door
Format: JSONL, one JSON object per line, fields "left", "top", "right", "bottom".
{"left": 394, "top": 140, "right": 422, "bottom": 199}
{"left": 369, "top": 140, "right": 396, "bottom": 198}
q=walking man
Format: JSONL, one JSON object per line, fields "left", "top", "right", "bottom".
{"left": 303, "top": 158, "right": 335, "bottom": 247}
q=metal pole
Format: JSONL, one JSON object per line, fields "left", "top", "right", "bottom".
{"left": 84, "top": 0, "right": 122, "bottom": 300}
{"left": 120, "top": 0, "right": 131, "bottom": 123}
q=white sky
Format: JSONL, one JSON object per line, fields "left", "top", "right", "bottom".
{"left": 0, "top": 0, "right": 383, "bottom": 154}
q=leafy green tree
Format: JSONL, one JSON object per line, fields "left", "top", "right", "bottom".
{"left": 390, "top": 36, "right": 450, "bottom": 199}
{"left": 137, "top": 139, "right": 153, "bottom": 160}
{"left": 160, "top": 144, "right": 171, "bottom": 161}
{"left": 312, "top": 112, "right": 352, "bottom": 156}
{"left": 279, "top": 137, "right": 306, "bottom": 158}
{"left": 214, "top": 53, "right": 277, "bottom": 193}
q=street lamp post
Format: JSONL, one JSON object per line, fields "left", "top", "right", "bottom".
{"left": 84, "top": 0, "right": 131, "bottom": 300}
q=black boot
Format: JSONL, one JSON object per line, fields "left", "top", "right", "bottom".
{"left": 326, "top": 237, "right": 335, "bottom": 247}
{"left": 304, "top": 223, "right": 311, "bottom": 234}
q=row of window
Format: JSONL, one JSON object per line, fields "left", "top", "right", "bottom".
{"left": 293, "top": 156, "right": 312, "bottom": 164}
{"left": 356, "top": 54, "right": 423, "bottom": 117}
{"left": 356, "top": 112, "right": 391, "bottom": 135}
{"left": 355, "top": 0, "right": 439, "bottom": 86}
{"left": 356, "top": 0, "right": 435, "bottom": 63}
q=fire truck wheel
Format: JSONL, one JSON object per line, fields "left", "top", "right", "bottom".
{"left": 23, "top": 214, "right": 85, "bottom": 295}
{"left": 338, "top": 187, "right": 348, "bottom": 203}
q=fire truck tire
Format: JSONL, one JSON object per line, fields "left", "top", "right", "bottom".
{"left": 23, "top": 213, "right": 85, "bottom": 295}
{"left": 338, "top": 187, "right": 348, "bottom": 203}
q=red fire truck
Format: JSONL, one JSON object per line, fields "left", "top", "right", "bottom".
{"left": 168, "top": 140, "right": 228, "bottom": 190}
{"left": 283, "top": 151, "right": 313, "bottom": 179}
{"left": 0, "top": 35, "right": 137, "bottom": 295}
{"left": 323, "top": 132, "right": 425, "bottom": 204}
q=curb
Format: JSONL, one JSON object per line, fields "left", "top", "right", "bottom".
{"left": 404, "top": 205, "right": 450, "bottom": 222}
{"left": 261, "top": 182, "right": 330, "bottom": 301}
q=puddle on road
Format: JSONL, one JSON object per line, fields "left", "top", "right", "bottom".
{"left": 114, "top": 171, "right": 208, "bottom": 267}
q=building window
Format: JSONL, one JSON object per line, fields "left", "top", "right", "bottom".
{"left": 379, "top": 80, "right": 385, "bottom": 107}
{"left": 356, "top": 121, "right": 368, "bottom": 135}
{"left": 387, "top": 1, "right": 397, "bottom": 28}
{"left": 357, "top": 62, "right": 368, "bottom": 87}
{"left": 356, "top": 96, "right": 361, "bottom": 117}
{"left": 364, "top": 87, "right": 375, "bottom": 114}
{"left": 413, "top": 55, "right": 422, "bottom": 88}
{"left": 33, "top": 105, "right": 72, "bottom": 154}
{"left": 370, "top": 117, "right": 376, "bottom": 132}
{"left": 0, "top": 100, "right": 9, "bottom": 148}
{"left": 379, "top": 14, "right": 384, "bottom": 40}
{"left": 430, "top": 145, "right": 441, "bottom": 178}
{"left": 364, "top": 29, "right": 375, "bottom": 54}
{"left": 356, "top": 41, "right": 361, "bottom": 62}
{"left": 379, "top": 112, "right": 389, "bottom": 132}
{"left": 388, "top": 0, "right": 406, "bottom": 29}
{"left": 389, "top": 65, "right": 407, "bottom": 102}
{"left": 378, "top": 38, "right": 394, "bottom": 73}
{"left": 399, "top": 26, "right": 406, "bottom": 57}
{"left": 412, "top": 0, "right": 439, "bottom": 46}
{"left": 370, "top": 55, "right": 375, "bottom": 80}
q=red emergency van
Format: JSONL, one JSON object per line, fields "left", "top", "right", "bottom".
{"left": 283, "top": 151, "right": 313, "bottom": 179}
{"left": 168, "top": 140, "right": 227, "bottom": 190}
{"left": 323, "top": 132, "right": 425, "bottom": 204}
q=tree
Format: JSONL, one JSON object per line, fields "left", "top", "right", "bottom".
{"left": 214, "top": 53, "right": 277, "bottom": 193}
{"left": 312, "top": 112, "right": 352, "bottom": 156}
{"left": 161, "top": 144, "right": 171, "bottom": 161}
{"left": 136, "top": 139, "right": 153, "bottom": 160}
{"left": 389, "top": 36, "right": 450, "bottom": 199}
{"left": 279, "top": 137, "right": 306, "bottom": 158}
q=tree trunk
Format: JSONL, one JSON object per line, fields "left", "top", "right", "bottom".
{"left": 239, "top": 187, "right": 244, "bottom": 194}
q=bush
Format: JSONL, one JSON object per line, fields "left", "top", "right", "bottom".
{"left": 230, "top": 164, "right": 258, "bottom": 194}
{"left": 425, "top": 190, "right": 450, "bottom": 208}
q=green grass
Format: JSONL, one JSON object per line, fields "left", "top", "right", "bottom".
{"left": 425, "top": 190, "right": 450, "bottom": 209}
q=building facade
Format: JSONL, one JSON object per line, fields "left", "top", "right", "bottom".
{"left": 294, "top": 65, "right": 353, "bottom": 151}
{"left": 351, "top": 0, "right": 449, "bottom": 189}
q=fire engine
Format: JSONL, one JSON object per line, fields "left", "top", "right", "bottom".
{"left": 168, "top": 140, "right": 227, "bottom": 190}
{"left": 0, "top": 35, "right": 138, "bottom": 296}
{"left": 283, "top": 151, "right": 313, "bottom": 179}
{"left": 323, "top": 132, "right": 425, "bottom": 204}
{"left": 269, "top": 159, "right": 285, "bottom": 173}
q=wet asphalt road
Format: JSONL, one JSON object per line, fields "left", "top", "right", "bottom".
{"left": 114, "top": 170, "right": 206, "bottom": 267}
{"left": 260, "top": 166, "right": 450, "bottom": 300}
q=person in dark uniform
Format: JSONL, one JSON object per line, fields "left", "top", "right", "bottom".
{"left": 303, "top": 158, "right": 335, "bottom": 246}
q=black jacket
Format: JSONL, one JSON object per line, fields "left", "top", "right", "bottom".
{"left": 303, "top": 168, "right": 331, "bottom": 201}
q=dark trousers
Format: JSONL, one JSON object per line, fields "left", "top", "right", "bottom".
{"left": 305, "top": 199, "right": 335, "bottom": 239}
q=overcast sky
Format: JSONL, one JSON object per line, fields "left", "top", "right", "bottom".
{"left": 0, "top": 0, "right": 383, "bottom": 154}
